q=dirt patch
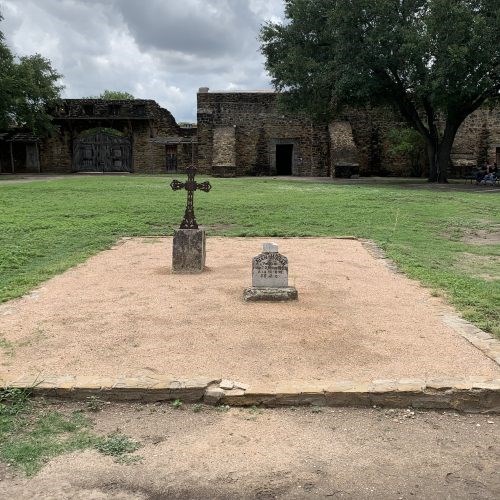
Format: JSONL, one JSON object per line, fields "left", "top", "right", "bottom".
{"left": 206, "top": 223, "right": 239, "bottom": 232}
{"left": 0, "top": 403, "right": 499, "bottom": 499}
{"left": 0, "top": 237, "right": 498, "bottom": 383}
{"left": 457, "top": 252, "right": 500, "bottom": 282}
{"left": 462, "top": 228, "right": 500, "bottom": 246}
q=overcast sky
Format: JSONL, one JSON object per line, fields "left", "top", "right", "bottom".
{"left": 0, "top": 0, "right": 285, "bottom": 122}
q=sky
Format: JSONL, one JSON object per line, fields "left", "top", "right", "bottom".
{"left": 0, "top": 0, "right": 285, "bottom": 122}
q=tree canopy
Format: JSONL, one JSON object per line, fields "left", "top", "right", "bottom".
{"left": 261, "top": 0, "right": 500, "bottom": 181}
{"left": 0, "top": 14, "right": 63, "bottom": 136}
{"left": 84, "top": 90, "right": 135, "bottom": 100}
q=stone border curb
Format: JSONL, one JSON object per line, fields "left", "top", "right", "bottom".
{"left": 3, "top": 376, "right": 499, "bottom": 413}
{"left": 361, "top": 239, "right": 500, "bottom": 368}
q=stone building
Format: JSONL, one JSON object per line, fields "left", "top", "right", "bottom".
{"left": 37, "top": 99, "right": 196, "bottom": 174}
{"left": 2, "top": 90, "right": 498, "bottom": 177}
{"left": 196, "top": 88, "right": 330, "bottom": 176}
{"left": 0, "top": 131, "right": 40, "bottom": 174}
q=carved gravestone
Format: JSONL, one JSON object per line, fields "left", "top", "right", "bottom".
{"left": 243, "top": 243, "right": 298, "bottom": 302}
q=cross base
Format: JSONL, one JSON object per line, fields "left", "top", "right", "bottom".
{"left": 172, "top": 228, "right": 206, "bottom": 274}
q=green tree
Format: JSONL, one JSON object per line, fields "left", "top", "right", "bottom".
{"left": 387, "top": 127, "right": 426, "bottom": 176}
{"left": 85, "top": 90, "right": 135, "bottom": 100}
{"left": 0, "top": 15, "right": 63, "bottom": 136}
{"left": 261, "top": 0, "right": 500, "bottom": 182}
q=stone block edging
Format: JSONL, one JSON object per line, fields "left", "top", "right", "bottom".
{"left": 3, "top": 375, "right": 500, "bottom": 413}
{"left": 361, "top": 239, "right": 500, "bottom": 367}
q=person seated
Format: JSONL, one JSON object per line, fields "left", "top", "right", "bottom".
{"left": 476, "top": 165, "right": 487, "bottom": 183}
{"left": 480, "top": 163, "right": 497, "bottom": 185}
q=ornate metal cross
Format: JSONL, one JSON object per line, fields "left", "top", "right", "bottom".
{"left": 170, "top": 166, "right": 211, "bottom": 229}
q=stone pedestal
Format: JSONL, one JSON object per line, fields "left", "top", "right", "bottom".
{"left": 243, "top": 286, "right": 298, "bottom": 302}
{"left": 172, "top": 228, "right": 206, "bottom": 274}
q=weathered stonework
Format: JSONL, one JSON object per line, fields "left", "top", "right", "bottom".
{"left": 329, "top": 120, "right": 361, "bottom": 177}
{"left": 37, "top": 99, "right": 196, "bottom": 174}
{"left": 172, "top": 228, "right": 206, "bottom": 274}
{"left": 6, "top": 91, "right": 499, "bottom": 177}
{"left": 197, "top": 89, "right": 330, "bottom": 177}
{"left": 4, "top": 375, "right": 500, "bottom": 413}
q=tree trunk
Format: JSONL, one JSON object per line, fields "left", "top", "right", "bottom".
{"left": 427, "top": 143, "right": 450, "bottom": 183}
{"left": 427, "top": 121, "right": 459, "bottom": 183}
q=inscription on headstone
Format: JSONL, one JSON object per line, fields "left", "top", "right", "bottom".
{"left": 252, "top": 252, "right": 288, "bottom": 288}
{"left": 243, "top": 242, "right": 298, "bottom": 302}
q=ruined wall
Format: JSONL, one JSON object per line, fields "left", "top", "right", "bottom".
{"left": 344, "top": 104, "right": 500, "bottom": 177}
{"left": 212, "top": 126, "right": 236, "bottom": 168}
{"left": 342, "top": 106, "right": 415, "bottom": 176}
{"left": 39, "top": 99, "right": 195, "bottom": 173}
{"left": 29, "top": 94, "right": 500, "bottom": 178}
{"left": 453, "top": 107, "right": 500, "bottom": 171}
{"left": 329, "top": 121, "right": 361, "bottom": 177}
{"left": 197, "top": 90, "right": 330, "bottom": 176}
{"left": 39, "top": 130, "right": 72, "bottom": 173}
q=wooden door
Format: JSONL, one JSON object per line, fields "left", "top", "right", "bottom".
{"left": 73, "top": 131, "right": 131, "bottom": 172}
{"left": 166, "top": 145, "right": 178, "bottom": 172}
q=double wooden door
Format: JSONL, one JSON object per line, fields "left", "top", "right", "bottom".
{"left": 73, "top": 131, "right": 131, "bottom": 172}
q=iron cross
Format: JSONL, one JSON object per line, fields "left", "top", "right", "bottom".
{"left": 170, "top": 166, "right": 211, "bottom": 229}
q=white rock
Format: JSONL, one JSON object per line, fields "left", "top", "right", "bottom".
{"left": 220, "top": 379, "right": 234, "bottom": 390}
{"left": 263, "top": 242, "right": 278, "bottom": 253}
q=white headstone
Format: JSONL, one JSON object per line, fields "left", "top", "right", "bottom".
{"left": 252, "top": 245, "right": 288, "bottom": 287}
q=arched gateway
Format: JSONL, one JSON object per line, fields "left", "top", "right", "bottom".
{"left": 73, "top": 129, "right": 131, "bottom": 173}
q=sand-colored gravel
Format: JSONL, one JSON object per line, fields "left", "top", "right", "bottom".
{"left": 0, "top": 237, "right": 498, "bottom": 383}
{"left": 1, "top": 404, "right": 499, "bottom": 499}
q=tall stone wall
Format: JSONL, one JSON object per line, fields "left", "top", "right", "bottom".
{"left": 197, "top": 90, "right": 330, "bottom": 176}
{"left": 38, "top": 99, "right": 196, "bottom": 174}
{"left": 212, "top": 126, "right": 236, "bottom": 168}
{"left": 453, "top": 107, "right": 500, "bottom": 170}
{"left": 344, "top": 104, "right": 500, "bottom": 177}
{"left": 20, "top": 93, "right": 500, "bottom": 178}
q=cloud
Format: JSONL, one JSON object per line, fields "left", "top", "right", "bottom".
{"left": 0, "top": 0, "right": 285, "bottom": 122}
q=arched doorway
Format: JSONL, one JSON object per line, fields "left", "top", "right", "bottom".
{"left": 73, "top": 128, "right": 131, "bottom": 172}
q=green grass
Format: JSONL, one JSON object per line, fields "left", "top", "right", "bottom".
{"left": 0, "top": 175, "right": 499, "bottom": 335}
{"left": 0, "top": 388, "right": 140, "bottom": 476}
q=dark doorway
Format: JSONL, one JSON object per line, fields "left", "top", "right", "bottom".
{"left": 276, "top": 144, "right": 293, "bottom": 175}
{"left": 166, "top": 145, "right": 178, "bottom": 172}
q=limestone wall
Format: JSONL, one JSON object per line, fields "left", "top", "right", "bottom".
{"left": 30, "top": 94, "right": 500, "bottom": 178}
{"left": 38, "top": 99, "right": 195, "bottom": 174}
{"left": 212, "top": 126, "right": 236, "bottom": 167}
{"left": 197, "top": 90, "right": 330, "bottom": 176}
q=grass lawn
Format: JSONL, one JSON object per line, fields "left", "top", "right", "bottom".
{"left": 0, "top": 175, "right": 499, "bottom": 337}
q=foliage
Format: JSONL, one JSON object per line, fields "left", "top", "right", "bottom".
{"left": 0, "top": 176, "right": 498, "bottom": 337}
{"left": 85, "top": 395, "right": 105, "bottom": 412}
{"left": 0, "top": 15, "right": 63, "bottom": 136}
{"left": 0, "top": 406, "right": 96, "bottom": 476}
{"left": 260, "top": 0, "right": 500, "bottom": 182}
{"left": 171, "top": 399, "right": 183, "bottom": 409}
{"left": 84, "top": 90, "right": 135, "bottom": 100}
{"left": 0, "top": 389, "right": 140, "bottom": 475}
{"left": 387, "top": 127, "right": 426, "bottom": 176}
{"left": 0, "top": 388, "right": 31, "bottom": 417}
{"left": 94, "top": 433, "right": 139, "bottom": 457}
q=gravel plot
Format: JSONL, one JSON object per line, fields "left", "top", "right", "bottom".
{"left": 0, "top": 237, "right": 498, "bottom": 383}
